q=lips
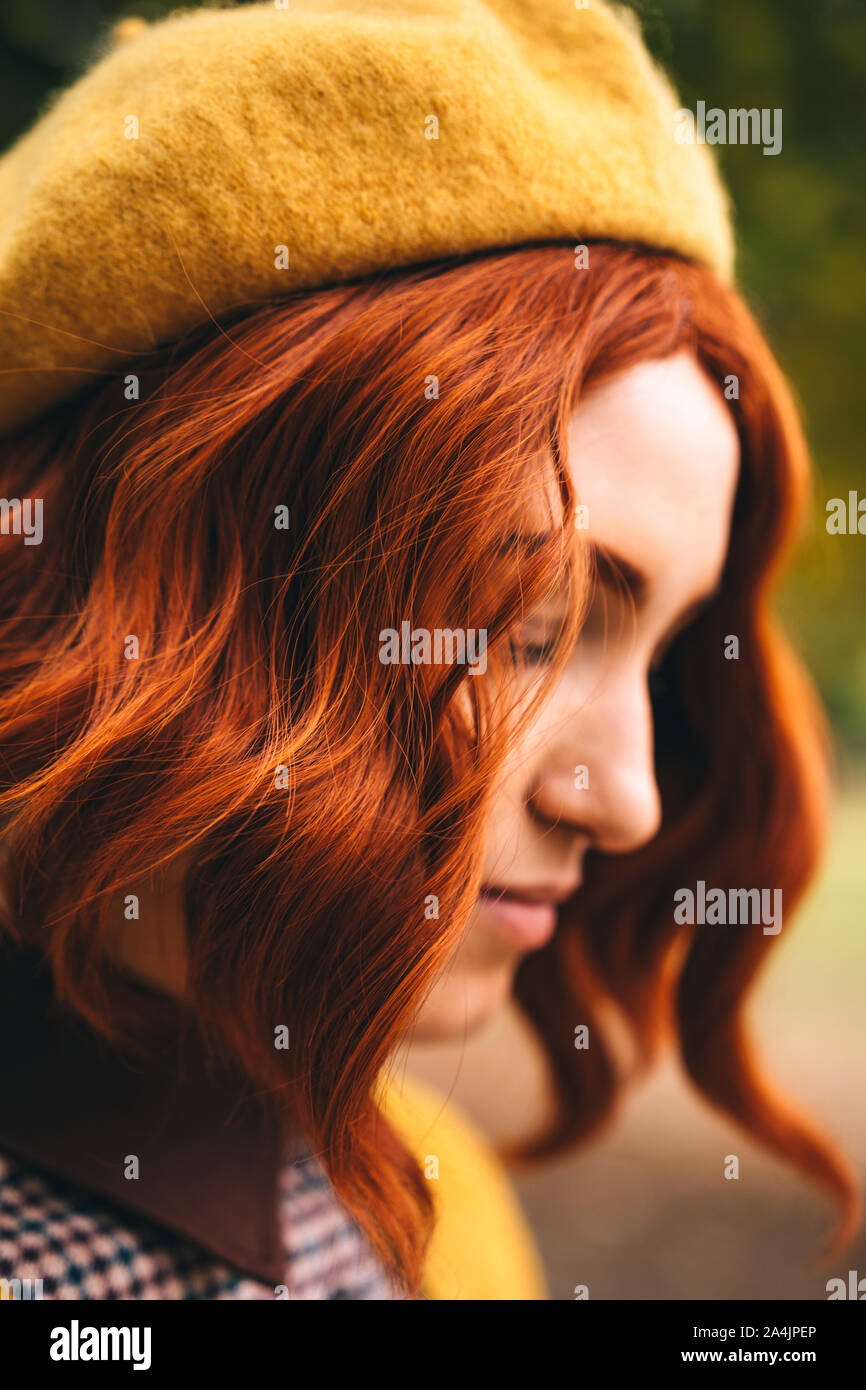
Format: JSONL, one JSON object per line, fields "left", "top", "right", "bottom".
{"left": 477, "top": 881, "right": 579, "bottom": 950}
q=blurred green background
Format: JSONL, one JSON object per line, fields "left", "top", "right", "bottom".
{"left": 0, "top": 0, "right": 862, "bottom": 746}
{"left": 634, "top": 0, "right": 866, "bottom": 756}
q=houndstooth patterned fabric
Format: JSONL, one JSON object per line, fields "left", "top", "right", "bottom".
{"left": 0, "top": 1151, "right": 401, "bottom": 1300}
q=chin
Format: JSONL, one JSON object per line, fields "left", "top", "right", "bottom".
{"left": 409, "top": 960, "right": 517, "bottom": 1043}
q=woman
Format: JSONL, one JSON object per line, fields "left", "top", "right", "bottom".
{"left": 0, "top": 0, "right": 858, "bottom": 1300}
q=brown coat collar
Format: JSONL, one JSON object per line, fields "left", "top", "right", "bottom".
{"left": 0, "top": 942, "right": 285, "bottom": 1284}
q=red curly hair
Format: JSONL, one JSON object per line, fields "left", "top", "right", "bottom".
{"left": 0, "top": 242, "right": 859, "bottom": 1294}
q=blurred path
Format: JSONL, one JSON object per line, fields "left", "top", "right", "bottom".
{"left": 403, "top": 777, "right": 866, "bottom": 1299}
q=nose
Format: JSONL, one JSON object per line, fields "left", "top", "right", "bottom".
{"left": 527, "top": 663, "right": 663, "bottom": 856}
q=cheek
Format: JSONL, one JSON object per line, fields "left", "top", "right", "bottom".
{"left": 479, "top": 750, "right": 532, "bottom": 878}
{"left": 478, "top": 683, "right": 582, "bottom": 873}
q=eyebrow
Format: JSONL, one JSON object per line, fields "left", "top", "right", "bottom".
{"left": 587, "top": 542, "right": 720, "bottom": 651}
{"left": 495, "top": 532, "right": 649, "bottom": 605}
{"left": 586, "top": 541, "right": 649, "bottom": 607}
{"left": 496, "top": 532, "right": 718, "bottom": 647}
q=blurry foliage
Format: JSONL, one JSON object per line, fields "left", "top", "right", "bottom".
{"left": 629, "top": 0, "right": 866, "bottom": 753}
{"left": 0, "top": 0, "right": 863, "bottom": 745}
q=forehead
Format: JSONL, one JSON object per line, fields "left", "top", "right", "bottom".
{"left": 565, "top": 351, "right": 740, "bottom": 596}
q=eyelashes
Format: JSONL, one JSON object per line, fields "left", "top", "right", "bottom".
{"left": 505, "top": 591, "right": 693, "bottom": 689}
{"left": 507, "top": 635, "right": 561, "bottom": 666}
{"left": 506, "top": 632, "right": 677, "bottom": 703}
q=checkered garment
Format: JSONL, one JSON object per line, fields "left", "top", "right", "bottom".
{"left": 0, "top": 1150, "right": 402, "bottom": 1300}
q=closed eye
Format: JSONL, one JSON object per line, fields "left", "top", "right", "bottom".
{"left": 508, "top": 635, "right": 561, "bottom": 665}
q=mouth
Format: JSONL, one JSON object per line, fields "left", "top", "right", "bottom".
{"left": 476, "top": 881, "right": 579, "bottom": 950}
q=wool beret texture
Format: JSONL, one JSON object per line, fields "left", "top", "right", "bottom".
{"left": 0, "top": 0, "right": 733, "bottom": 434}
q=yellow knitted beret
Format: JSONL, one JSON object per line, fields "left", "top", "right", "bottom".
{"left": 0, "top": 0, "right": 733, "bottom": 434}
